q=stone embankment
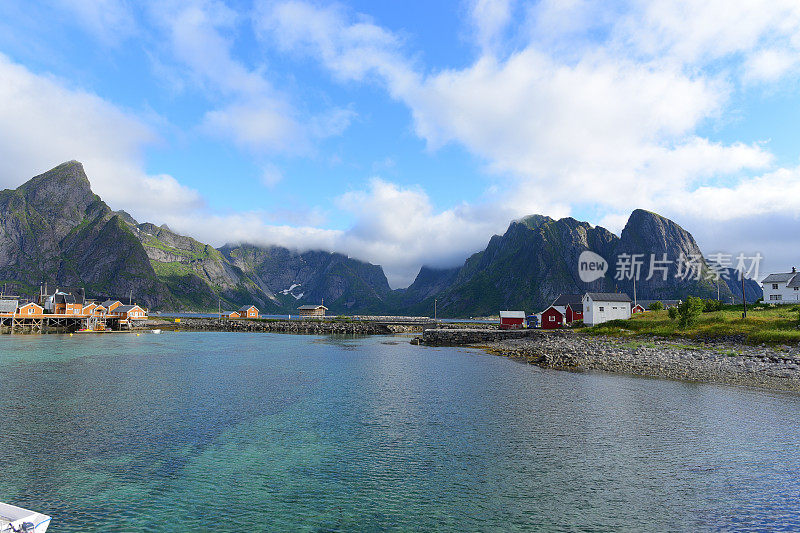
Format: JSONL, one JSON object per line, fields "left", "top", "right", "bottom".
{"left": 482, "top": 331, "right": 800, "bottom": 392}
{"left": 144, "top": 318, "right": 393, "bottom": 335}
{"left": 417, "top": 327, "right": 538, "bottom": 346}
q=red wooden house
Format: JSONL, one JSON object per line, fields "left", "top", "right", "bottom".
{"left": 565, "top": 302, "right": 583, "bottom": 323}
{"left": 499, "top": 310, "right": 526, "bottom": 329}
{"left": 541, "top": 306, "right": 565, "bottom": 329}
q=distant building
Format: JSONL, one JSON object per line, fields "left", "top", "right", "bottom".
{"left": 551, "top": 294, "right": 583, "bottom": 318}
{"left": 110, "top": 304, "right": 147, "bottom": 321}
{"left": 226, "top": 311, "right": 241, "bottom": 319}
{"left": 631, "top": 303, "right": 645, "bottom": 314}
{"left": 582, "top": 293, "right": 632, "bottom": 326}
{"left": 762, "top": 267, "right": 800, "bottom": 304}
{"left": 101, "top": 299, "right": 123, "bottom": 312}
{"left": 565, "top": 302, "right": 583, "bottom": 323}
{"left": 0, "top": 299, "right": 19, "bottom": 316}
{"left": 17, "top": 302, "right": 44, "bottom": 316}
{"left": 298, "top": 304, "right": 327, "bottom": 318}
{"left": 499, "top": 310, "right": 526, "bottom": 329}
{"left": 44, "top": 290, "right": 84, "bottom": 315}
{"left": 238, "top": 305, "right": 259, "bottom": 318}
{"left": 541, "top": 307, "right": 564, "bottom": 329}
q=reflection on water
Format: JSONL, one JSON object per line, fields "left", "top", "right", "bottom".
{"left": 1, "top": 332, "right": 800, "bottom": 531}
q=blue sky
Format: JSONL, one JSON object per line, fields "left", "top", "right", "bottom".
{"left": 1, "top": 0, "right": 800, "bottom": 286}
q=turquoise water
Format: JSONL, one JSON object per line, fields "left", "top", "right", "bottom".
{"left": 2, "top": 332, "right": 800, "bottom": 531}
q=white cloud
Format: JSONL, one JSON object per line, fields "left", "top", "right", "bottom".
{"left": 249, "top": 0, "right": 800, "bottom": 283}
{"left": 743, "top": 48, "right": 799, "bottom": 84}
{"left": 52, "top": 0, "right": 136, "bottom": 44}
{"left": 156, "top": 178, "right": 512, "bottom": 288}
{"left": 0, "top": 53, "right": 202, "bottom": 220}
{"left": 149, "top": 0, "right": 353, "bottom": 155}
{"left": 469, "top": 0, "right": 515, "bottom": 51}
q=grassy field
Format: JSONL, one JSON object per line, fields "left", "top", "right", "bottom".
{"left": 585, "top": 304, "right": 800, "bottom": 345}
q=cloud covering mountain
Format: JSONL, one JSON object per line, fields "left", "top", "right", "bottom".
{"left": 0, "top": 0, "right": 797, "bottom": 286}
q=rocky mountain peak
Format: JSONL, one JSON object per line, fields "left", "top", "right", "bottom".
{"left": 619, "top": 208, "right": 699, "bottom": 255}
{"left": 17, "top": 161, "right": 98, "bottom": 226}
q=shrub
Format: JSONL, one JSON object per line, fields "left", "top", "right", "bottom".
{"left": 677, "top": 296, "right": 705, "bottom": 328}
{"left": 703, "top": 299, "right": 723, "bottom": 312}
{"left": 668, "top": 307, "right": 678, "bottom": 321}
{"left": 648, "top": 301, "right": 664, "bottom": 311}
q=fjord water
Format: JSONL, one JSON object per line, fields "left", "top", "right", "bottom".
{"left": 2, "top": 333, "right": 800, "bottom": 531}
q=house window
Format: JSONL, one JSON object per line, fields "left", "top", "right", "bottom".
{"left": 599, "top": 306, "right": 604, "bottom": 312}
{"left": 771, "top": 294, "right": 783, "bottom": 301}
{"left": 773, "top": 284, "right": 779, "bottom": 290}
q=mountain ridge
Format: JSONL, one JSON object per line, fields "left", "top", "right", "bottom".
{"left": 0, "top": 161, "right": 763, "bottom": 315}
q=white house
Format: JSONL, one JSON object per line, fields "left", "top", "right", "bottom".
{"left": 762, "top": 267, "right": 800, "bottom": 304}
{"left": 582, "top": 292, "right": 632, "bottom": 326}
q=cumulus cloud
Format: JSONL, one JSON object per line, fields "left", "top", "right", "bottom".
{"left": 469, "top": 0, "right": 515, "bottom": 51}
{"left": 247, "top": 0, "right": 800, "bottom": 278}
{"left": 149, "top": 0, "right": 353, "bottom": 155}
{"left": 0, "top": 52, "right": 202, "bottom": 220}
{"left": 159, "top": 178, "right": 514, "bottom": 287}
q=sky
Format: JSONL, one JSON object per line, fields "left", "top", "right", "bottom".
{"left": 1, "top": 0, "right": 799, "bottom": 287}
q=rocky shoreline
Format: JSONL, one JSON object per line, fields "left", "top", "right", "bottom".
{"left": 481, "top": 331, "right": 800, "bottom": 392}
{"left": 143, "top": 317, "right": 397, "bottom": 335}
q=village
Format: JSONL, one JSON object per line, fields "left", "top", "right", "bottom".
{"left": 0, "top": 288, "right": 330, "bottom": 333}
{"left": 0, "top": 288, "right": 149, "bottom": 333}
{"left": 498, "top": 292, "right": 679, "bottom": 330}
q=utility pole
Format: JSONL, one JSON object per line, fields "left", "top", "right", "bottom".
{"left": 434, "top": 298, "right": 437, "bottom": 322}
{"left": 742, "top": 274, "right": 747, "bottom": 319}
{"left": 218, "top": 298, "right": 221, "bottom": 321}
{"left": 129, "top": 289, "right": 133, "bottom": 305}
{"left": 633, "top": 273, "right": 637, "bottom": 308}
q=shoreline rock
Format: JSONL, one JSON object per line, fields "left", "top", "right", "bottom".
{"left": 142, "top": 317, "right": 395, "bottom": 335}
{"left": 481, "top": 332, "right": 800, "bottom": 392}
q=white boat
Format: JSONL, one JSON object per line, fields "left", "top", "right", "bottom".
{"left": 0, "top": 502, "right": 51, "bottom": 532}
{"left": 151, "top": 329, "right": 161, "bottom": 334}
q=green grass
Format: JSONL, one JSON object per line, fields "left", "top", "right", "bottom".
{"left": 584, "top": 306, "right": 800, "bottom": 345}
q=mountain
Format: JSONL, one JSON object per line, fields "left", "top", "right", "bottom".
{"left": 124, "top": 220, "right": 279, "bottom": 311}
{"left": 0, "top": 161, "right": 763, "bottom": 315}
{"left": 218, "top": 244, "right": 391, "bottom": 312}
{"left": 399, "top": 209, "right": 761, "bottom": 317}
{"left": 0, "top": 161, "right": 392, "bottom": 313}
{"left": 0, "top": 161, "right": 175, "bottom": 308}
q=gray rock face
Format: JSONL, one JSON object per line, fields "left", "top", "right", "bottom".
{"left": 0, "top": 161, "right": 174, "bottom": 308}
{"left": 219, "top": 244, "right": 391, "bottom": 312}
{"left": 400, "top": 209, "right": 758, "bottom": 317}
{"left": 0, "top": 161, "right": 395, "bottom": 313}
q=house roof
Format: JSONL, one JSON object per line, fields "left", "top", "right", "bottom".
{"left": 787, "top": 273, "right": 800, "bottom": 288}
{"left": 585, "top": 292, "right": 632, "bottom": 303}
{"left": 18, "top": 302, "right": 42, "bottom": 309}
{"left": 763, "top": 272, "right": 796, "bottom": 284}
{"left": 101, "top": 299, "right": 121, "bottom": 308}
{"left": 114, "top": 305, "right": 141, "bottom": 313}
{"left": 298, "top": 305, "right": 327, "bottom": 310}
{"left": 566, "top": 302, "right": 583, "bottom": 312}
{"left": 638, "top": 299, "right": 682, "bottom": 307}
{"left": 552, "top": 294, "right": 583, "bottom": 307}
{"left": 54, "top": 292, "right": 76, "bottom": 304}
{"left": 542, "top": 306, "right": 563, "bottom": 316}
{"left": 500, "top": 310, "right": 526, "bottom": 319}
{"left": 0, "top": 299, "right": 18, "bottom": 313}
{"left": 238, "top": 305, "right": 257, "bottom": 312}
